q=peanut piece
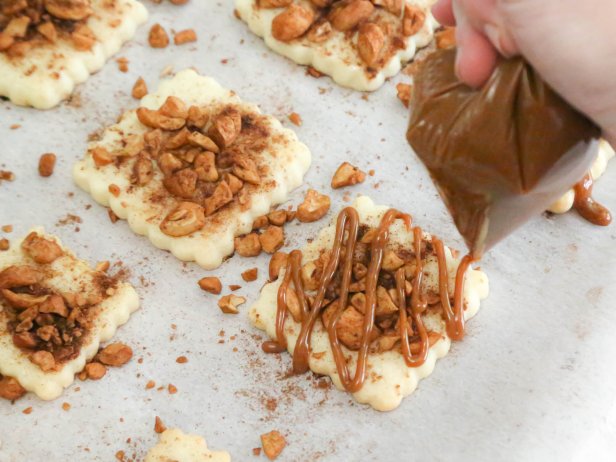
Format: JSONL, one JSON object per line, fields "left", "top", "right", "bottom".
{"left": 98, "top": 343, "right": 133, "bottom": 367}
{"left": 330, "top": 0, "right": 374, "bottom": 32}
{"left": 269, "top": 252, "right": 288, "bottom": 280}
{"left": 296, "top": 189, "right": 330, "bottom": 223}
{"left": 38, "top": 153, "right": 56, "bottom": 177}
{"left": 148, "top": 23, "right": 169, "bottom": 48}
{"left": 160, "top": 202, "right": 206, "bottom": 237}
{"left": 272, "top": 4, "right": 314, "bottom": 42}
{"left": 131, "top": 77, "right": 148, "bottom": 99}
{"left": 21, "top": 232, "right": 63, "bottom": 264}
{"left": 198, "top": 277, "right": 222, "bottom": 295}
{"left": 357, "top": 23, "right": 384, "bottom": 66}
{"left": 234, "top": 233, "right": 262, "bottom": 257}
{"left": 259, "top": 226, "right": 284, "bottom": 254}
{"left": 241, "top": 268, "right": 258, "bottom": 282}
{"left": 261, "top": 430, "right": 287, "bottom": 460}
{"left": 218, "top": 294, "right": 246, "bottom": 314}
{"left": 331, "top": 162, "right": 366, "bottom": 189}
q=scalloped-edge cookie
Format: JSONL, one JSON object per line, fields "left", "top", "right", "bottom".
{"left": 235, "top": 0, "right": 437, "bottom": 91}
{"left": 250, "top": 196, "right": 489, "bottom": 411}
{"left": 0, "top": 228, "right": 139, "bottom": 400}
{"left": 73, "top": 69, "right": 312, "bottom": 269}
{"left": 145, "top": 429, "right": 231, "bottom": 462}
{"left": 0, "top": 0, "right": 148, "bottom": 109}
{"left": 548, "top": 139, "right": 615, "bottom": 214}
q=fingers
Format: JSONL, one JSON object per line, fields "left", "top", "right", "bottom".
{"left": 432, "top": 0, "right": 456, "bottom": 26}
{"left": 454, "top": 25, "right": 499, "bottom": 88}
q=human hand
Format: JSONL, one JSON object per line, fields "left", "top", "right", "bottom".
{"left": 432, "top": 0, "right": 616, "bottom": 143}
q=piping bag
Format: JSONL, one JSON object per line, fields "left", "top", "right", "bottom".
{"left": 407, "top": 48, "right": 601, "bottom": 259}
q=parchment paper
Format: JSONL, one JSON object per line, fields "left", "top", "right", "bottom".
{"left": 1, "top": 2, "right": 615, "bottom": 461}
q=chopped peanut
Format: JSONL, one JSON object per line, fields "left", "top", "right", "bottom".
{"left": 259, "top": 226, "right": 285, "bottom": 254}
{"left": 261, "top": 430, "right": 287, "bottom": 460}
{"left": 149, "top": 23, "right": 169, "bottom": 48}
{"left": 98, "top": 343, "right": 133, "bottom": 367}
{"left": 331, "top": 162, "right": 366, "bottom": 189}
{"left": 154, "top": 416, "right": 166, "bottom": 434}
{"left": 234, "top": 233, "right": 262, "bottom": 257}
{"left": 272, "top": 4, "right": 314, "bottom": 42}
{"left": 288, "top": 112, "right": 302, "bottom": 126}
{"left": 357, "top": 23, "right": 384, "bottom": 66}
{"left": 131, "top": 77, "right": 148, "bottom": 99}
{"left": 296, "top": 189, "right": 330, "bottom": 223}
{"left": 218, "top": 294, "right": 246, "bottom": 314}
{"left": 174, "top": 29, "right": 197, "bottom": 45}
{"left": 0, "top": 376, "right": 26, "bottom": 401}
{"left": 38, "top": 153, "right": 56, "bottom": 177}
{"left": 330, "top": 0, "right": 374, "bottom": 31}
{"left": 85, "top": 362, "right": 107, "bottom": 380}
{"left": 396, "top": 83, "right": 412, "bottom": 108}
{"left": 269, "top": 252, "right": 288, "bottom": 280}
{"left": 241, "top": 268, "right": 258, "bottom": 282}
{"left": 198, "top": 277, "right": 222, "bottom": 295}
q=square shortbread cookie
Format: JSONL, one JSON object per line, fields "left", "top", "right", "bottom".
{"left": 235, "top": 0, "right": 437, "bottom": 91}
{"left": 145, "top": 429, "right": 231, "bottom": 462}
{"left": 73, "top": 69, "right": 312, "bottom": 269}
{"left": 250, "top": 196, "right": 489, "bottom": 411}
{"left": 0, "top": 229, "right": 139, "bottom": 400}
{"left": 0, "top": 0, "right": 147, "bottom": 109}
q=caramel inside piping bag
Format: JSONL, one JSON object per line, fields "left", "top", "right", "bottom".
{"left": 407, "top": 48, "right": 602, "bottom": 258}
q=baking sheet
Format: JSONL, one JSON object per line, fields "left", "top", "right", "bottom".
{"left": 1, "top": 2, "right": 616, "bottom": 461}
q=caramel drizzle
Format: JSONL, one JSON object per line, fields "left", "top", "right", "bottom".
{"left": 573, "top": 173, "right": 612, "bottom": 226}
{"left": 264, "top": 207, "right": 473, "bottom": 393}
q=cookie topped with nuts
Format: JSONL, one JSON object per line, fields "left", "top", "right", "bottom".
{"left": 74, "top": 69, "right": 311, "bottom": 269}
{"left": 0, "top": 228, "right": 139, "bottom": 400}
{"left": 235, "top": 0, "right": 436, "bottom": 91}
{"left": 250, "top": 196, "right": 489, "bottom": 411}
{"left": 0, "top": 0, "right": 147, "bottom": 108}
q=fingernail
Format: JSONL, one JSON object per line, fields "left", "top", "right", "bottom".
{"left": 484, "top": 23, "right": 505, "bottom": 55}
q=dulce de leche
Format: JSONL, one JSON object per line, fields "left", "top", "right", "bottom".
{"left": 407, "top": 48, "right": 600, "bottom": 258}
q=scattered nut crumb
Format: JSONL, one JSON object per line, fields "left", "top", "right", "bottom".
{"left": 296, "top": 189, "right": 330, "bottom": 223}
{"left": 0, "top": 238, "right": 9, "bottom": 251}
{"left": 396, "top": 83, "right": 412, "bottom": 108}
{"left": 10, "top": 124, "right": 20, "bottom": 130}
{"left": 218, "top": 294, "right": 246, "bottom": 314}
{"left": 116, "top": 57, "right": 129, "bottom": 72}
{"left": 132, "top": 77, "right": 148, "bottom": 99}
{"left": 149, "top": 23, "right": 169, "bottom": 48}
{"left": 229, "top": 284, "right": 242, "bottom": 291}
{"left": 331, "top": 162, "right": 366, "bottom": 189}
{"left": 176, "top": 355, "right": 188, "bottom": 364}
{"left": 62, "top": 402, "right": 71, "bottom": 411}
{"left": 154, "top": 416, "right": 166, "bottom": 434}
{"left": 198, "top": 276, "right": 222, "bottom": 295}
{"left": 241, "top": 267, "right": 258, "bottom": 282}
{"left": 98, "top": 343, "right": 133, "bottom": 367}
{"left": 174, "top": 28, "right": 197, "bottom": 45}
{"left": 85, "top": 362, "right": 107, "bottom": 380}
{"left": 253, "top": 448, "right": 262, "bottom": 456}
{"left": 2, "top": 225, "right": 13, "bottom": 233}
{"left": 168, "top": 384, "right": 177, "bottom": 394}
{"left": 108, "top": 209, "right": 119, "bottom": 223}
{"left": 38, "top": 153, "right": 57, "bottom": 177}
{"left": 22, "top": 406, "right": 33, "bottom": 415}
{"left": 146, "top": 380, "right": 156, "bottom": 390}
{"left": 261, "top": 430, "right": 286, "bottom": 460}
{"left": 288, "top": 112, "right": 302, "bottom": 126}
